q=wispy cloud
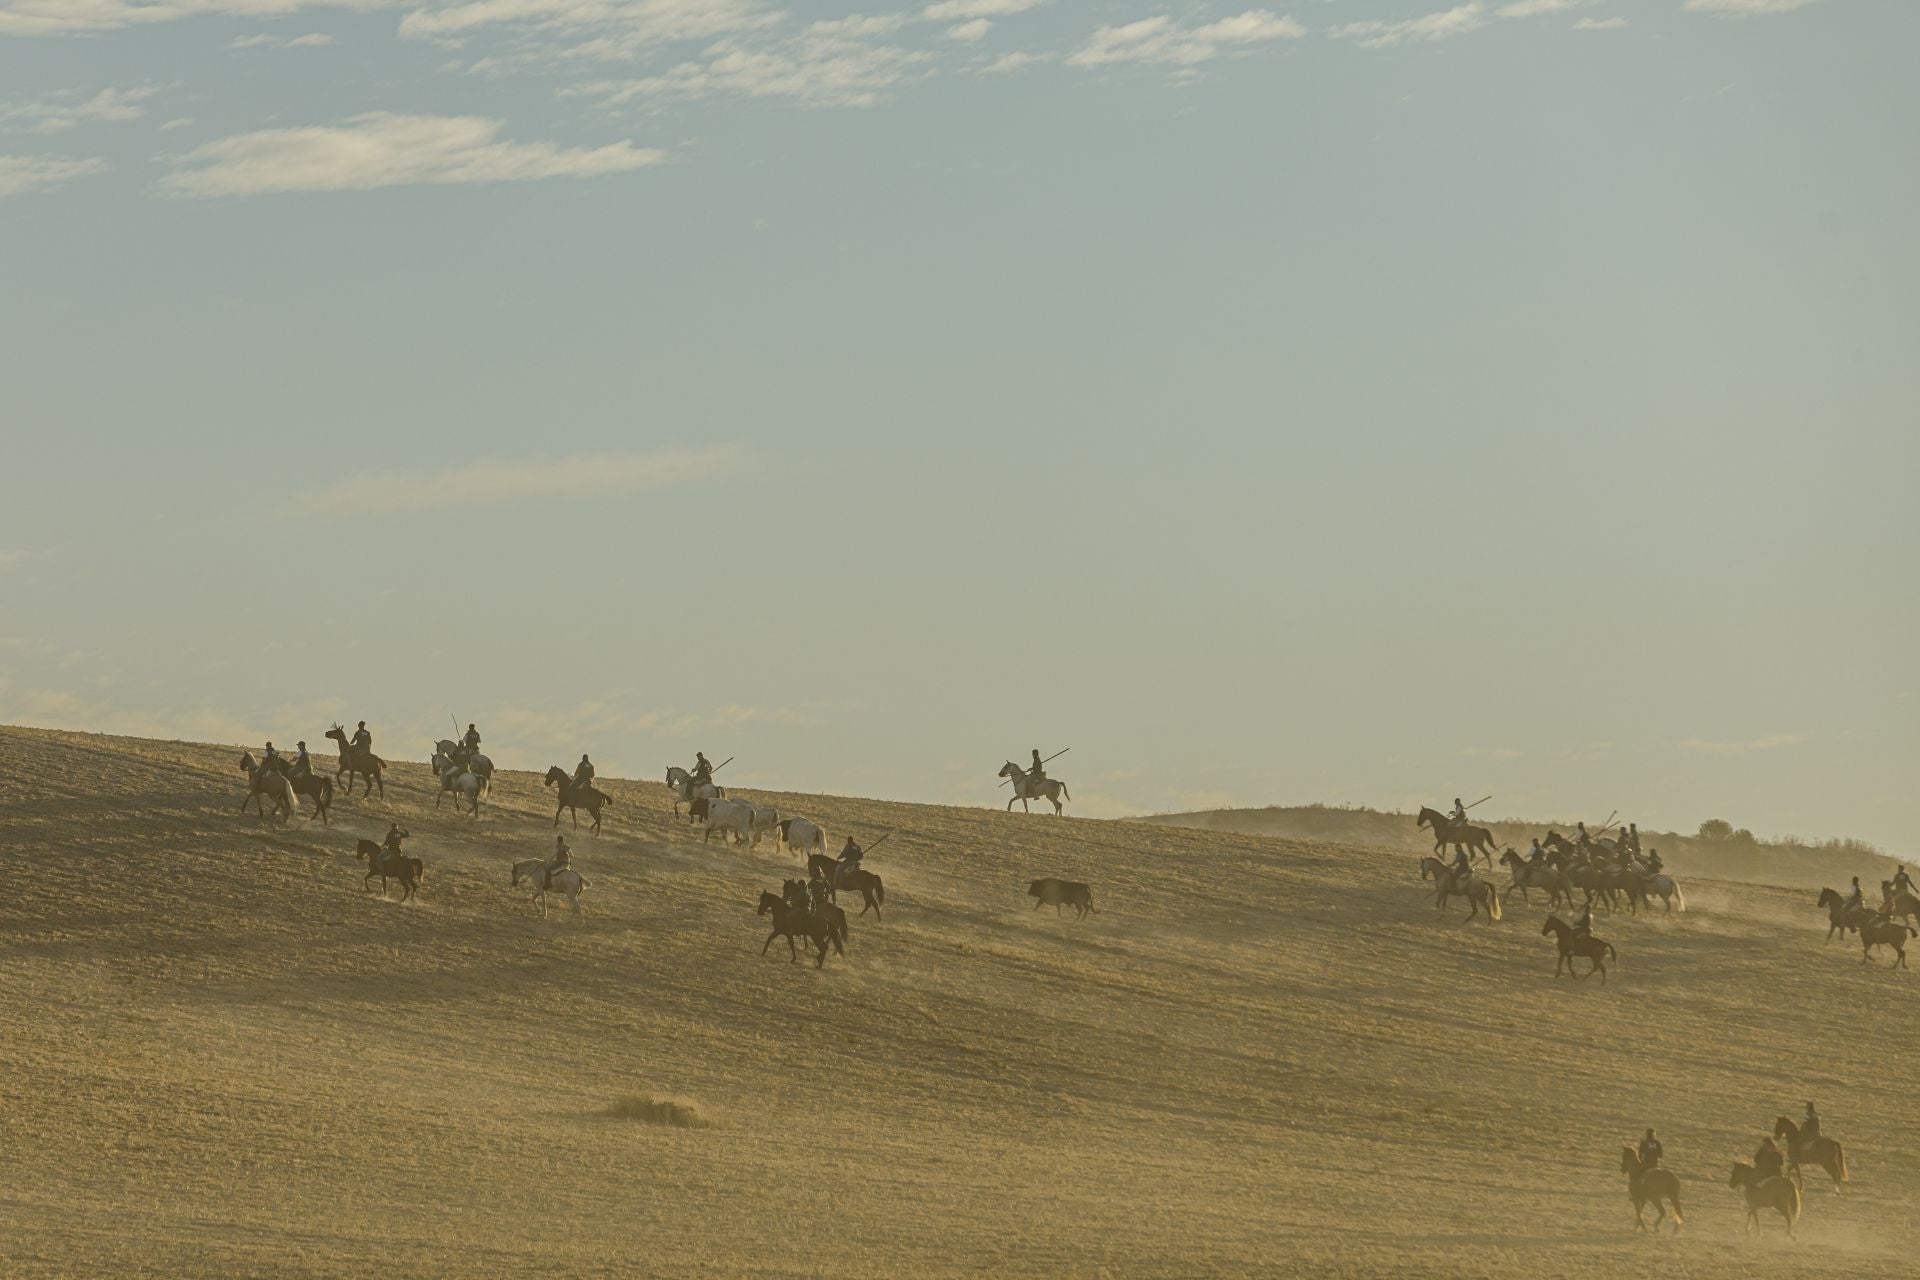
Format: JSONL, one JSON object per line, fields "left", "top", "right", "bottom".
{"left": 1574, "top": 16, "right": 1626, "bottom": 29}
{"left": 1332, "top": 2, "right": 1486, "bottom": 48}
{"left": 1497, "top": 0, "right": 1594, "bottom": 16}
{"left": 1679, "top": 733, "right": 1801, "bottom": 755}
{"left": 1, "top": 85, "right": 160, "bottom": 134}
{"left": 398, "top": 0, "right": 782, "bottom": 48}
{"left": 1069, "top": 10, "right": 1307, "bottom": 68}
{"left": 291, "top": 445, "right": 749, "bottom": 514}
{"left": 0, "top": 153, "right": 105, "bottom": 196}
{"left": 0, "top": 0, "right": 365, "bottom": 37}
{"left": 231, "top": 32, "right": 336, "bottom": 49}
{"left": 1460, "top": 745, "right": 1522, "bottom": 760}
{"left": 1684, "top": 0, "right": 1818, "bottom": 15}
{"left": 157, "top": 112, "right": 663, "bottom": 197}
{"left": 978, "top": 49, "right": 1051, "bottom": 73}
{"left": 944, "top": 17, "right": 990, "bottom": 41}
{"left": 922, "top": 0, "right": 1042, "bottom": 19}
{"left": 582, "top": 27, "right": 934, "bottom": 108}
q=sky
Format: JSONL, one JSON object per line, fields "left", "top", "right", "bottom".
{"left": 1, "top": 0, "right": 1915, "bottom": 849}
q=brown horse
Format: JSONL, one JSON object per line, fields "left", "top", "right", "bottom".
{"left": 1729, "top": 1161, "right": 1801, "bottom": 1236}
{"left": 237, "top": 752, "right": 297, "bottom": 822}
{"left": 355, "top": 838, "right": 424, "bottom": 902}
{"left": 1860, "top": 917, "right": 1916, "bottom": 968}
{"left": 1417, "top": 808, "right": 1496, "bottom": 869}
{"left": 757, "top": 890, "right": 847, "bottom": 968}
{"left": 1880, "top": 883, "right": 1919, "bottom": 927}
{"left": 543, "top": 767, "right": 612, "bottom": 834}
{"left": 1541, "top": 915, "right": 1615, "bottom": 982}
{"left": 1771, "top": 1117, "right": 1848, "bottom": 1191}
{"left": 1619, "top": 1145, "right": 1682, "bottom": 1233}
{"left": 1419, "top": 858, "right": 1501, "bottom": 923}
{"left": 325, "top": 724, "right": 385, "bottom": 798}
{"left": 806, "top": 854, "right": 886, "bottom": 918}
{"left": 1817, "top": 887, "right": 1872, "bottom": 941}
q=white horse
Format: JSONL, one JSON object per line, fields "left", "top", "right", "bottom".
{"left": 238, "top": 751, "right": 297, "bottom": 822}
{"left": 703, "top": 798, "right": 755, "bottom": 846}
{"left": 1644, "top": 874, "right": 1686, "bottom": 913}
{"left": 511, "top": 859, "right": 589, "bottom": 917}
{"left": 664, "top": 766, "right": 723, "bottom": 820}
{"left": 998, "top": 762, "right": 1070, "bottom": 816}
{"left": 778, "top": 817, "right": 826, "bottom": 858}
{"left": 434, "top": 739, "right": 494, "bottom": 792}
{"left": 432, "top": 753, "right": 484, "bottom": 815}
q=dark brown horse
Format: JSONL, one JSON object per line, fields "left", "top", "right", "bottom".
{"left": 1541, "top": 915, "right": 1615, "bottom": 982}
{"left": 1772, "top": 1117, "right": 1848, "bottom": 1191}
{"left": 1417, "top": 807, "right": 1496, "bottom": 869}
{"left": 1817, "top": 887, "right": 1872, "bottom": 941}
{"left": 1878, "top": 883, "right": 1919, "bottom": 928}
{"left": 757, "top": 890, "right": 847, "bottom": 967}
{"left": 1620, "top": 1145, "right": 1682, "bottom": 1233}
{"left": 355, "top": 835, "right": 423, "bottom": 902}
{"left": 1860, "top": 917, "right": 1916, "bottom": 967}
{"left": 806, "top": 854, "right": 885, "bottom": 918}
{"left": 325, "top": 724, "right": 385, "bottom": 798}
{"left": 543, "top": 767, "right": 612, "bottom": 834}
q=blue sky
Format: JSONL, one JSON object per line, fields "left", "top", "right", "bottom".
{"left": 2, "top": 1, "right": 1915, "bottom": 848}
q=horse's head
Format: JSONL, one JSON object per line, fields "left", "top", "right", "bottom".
{"left": 1620, "top": 1145, "right": 1639, "bottom": 1175}
{"left": 544, "top": 766, "right": 566, "bottom": 786}
{"left": 1771, "top": 1117, "right": 1793, "bottom": 1139}
{"left": 757, "top": 891, "right": 781, "bottom": 916}
{"left": 999, "top": 762, "right": 1019, "bottom": 779}
{"left": 239, "top": 751, "right": 255, "bottom": 772}
{"left": 1817, "top": 888, "right": 1839, "bottom": 908}
{"left": 1416, "top": 807, "right": 1436, "bottom": 830}
{"left": 1729, "top": 1162, "right": 1753, "bottom": 1189}
{"left": 1541, "top": 916, "right": 1563, "bottom": 937}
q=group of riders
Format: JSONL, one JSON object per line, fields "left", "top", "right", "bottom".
{"left": 259, "top": 719, "right": 376, "bottom": 782}
{"left": 1434, "top": 798, "right": 1667, "bottom": 932}
{"left": 1835, "top": 866, "right": 1916, "bottom": 928}
{"left": 1633, "top": 1101, "right": 1828, "bottom": 1181}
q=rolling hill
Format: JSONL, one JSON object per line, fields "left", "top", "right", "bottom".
{"left": 1, "top": 724, "right": 1913, "bottom": 1278}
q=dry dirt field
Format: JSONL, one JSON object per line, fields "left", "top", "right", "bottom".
{"left": 1, "top": 725, "right": 1914, "bottom": 1278}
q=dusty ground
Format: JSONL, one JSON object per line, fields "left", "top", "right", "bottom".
{"left": 1, "top": 724, "right": 1913, "bottom": 1278}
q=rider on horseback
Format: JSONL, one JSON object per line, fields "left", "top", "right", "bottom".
{"left": 1843, "top": 878, "right": 1864, "bottom": 912}
{"left": 1527, "top": 838, "right": 1547, "bottom": 869}
{"left": 1754, "top": 1135, "right": 1785, "bottom": 1180}
{"left": 373, "top": 823, "right": 406, "bottom": 874}
{"left": 1638, "top": 1129, "right": 1663, "bottom": 1170}
{"left": 806, "top": 867, "right": 832, "bottom": 914}
{"left": 290, "top": 741, "right": 311, "bottom": 778}
{"left": 1575, "top": 821, "right": 1591, "bottom": 851}
{"left": 572, "top": 754, "right": 595, "bottom": 791}
{"left": 544, "top": 836, "right": 571, "bottom": 891}
{"left": 459, "top": 723, "right": 481, "bottom": 766}
{"left": 1800, "top": 1101, "right": 1821, "bottom": 1144}
{"left": 1894, "top": 865, "right": 1915, "bottom": 897}
{"left": 1644, "top": 849, "right": 1663, "bottom": 876}
{"left": 690, "top": 752, "right": 714, "bottom": 786}
{"left": 261, "top": 741, "right": 281, "bottom": 772}
{"left": 351, "top": 721, "right": 372, "bottom": 754}
{"left": 835, "top": 835, "right": 864, "bottom": 886}
{"left": 1572, "top": 903, "right": 1593, "bottom": 939}
{"left": 1450, "top": 797, "right": 1468, "bottom": 832}
{"left": 1029, "top": 749, "right": 1047, "bottom": 785}
{"left": 1448, "top": 848, "right": 1472, "bottom": 891}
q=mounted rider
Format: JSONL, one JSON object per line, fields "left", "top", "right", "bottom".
{"left": 1527, "top": 838, "right": 1547, "bottom": 869}
{"left": 806, "top": 866, "right": 832, "bottom": 914}
{"left": 1800, "top": 1102, "right": 1821, "bottom": 1144}
{"left": 371, "top": 823, "right": 407, "bottom": 874}
{"left": 456, "top": 723, "right": 481, "bottom": 767}
{"left": 1572, "top": 902, "right": 1593, "bottom": 939}
{"left": 1894, "top": 865, "right": 1914, "bottom": 897}
{"left": 1644, "top": 849, "right": 1663, "bottom": 876}
{"left": 1574, "top": 821, "right": 1591, "bottom": 851}
{"left": 289, "top": 741, "right": 312, "bottom": 778}
{"left": 1626, "top": 823, "right": 1641, "bottom": 856}
{"left": 1449, "top": 797, "right": 1468, "bottom": 834}
{"left": 261, "top": 741, "right": 281, "bottom": 773}
{"left": 835, "top": 835, "right": 864, "bottom": 886}
{"left": 572, "top": 754, "right": 595, "bottom": 792}
{"left": 1447, "top": 847, "right": 1472, "bottom": 892}
{"left": 690, "top": 752, "right": 714, "bottom": 786}
{"left": 1843, "top": 878, "right": 1864, "bottom": 912}
{"left": 1754, "top": 1135, "right": 1785, "bottom": 1180}
{"left": 544, "top": 835, "right": 571, "bottom": 891}
{"left": 350, "top": 720, "right": 373, "bottom": 755}
{"left": 1028, "top": 749, "right": 1048, "bottom": 786}
{"left": 1637, "top": 1129, "right": 1663, "bottom": 1170}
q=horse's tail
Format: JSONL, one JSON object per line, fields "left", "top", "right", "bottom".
{"left": 1487, "top": 886, "right": 1502, "bottom": 921}
{"left": 1666, "top": 1179, "right": 1682, "bottom": 1226}
{"left": 1671, "top": 884, "right": 1686, "bottom": 912}
{"left": 1833, "top": 1141, "right": 1849, "bottom": 1183}
{"left": 320, "top": 776, "right": 333, "bottom": 806}
{"left": 874, "top": 877, "right": 884, "bottom": 906}
{"left": 1060, "top": 783, "right": 1070, "bottom": 801}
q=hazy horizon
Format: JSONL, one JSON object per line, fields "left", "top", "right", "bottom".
{"left": 4, "top": 0, "right": 1916, "bottom": 851}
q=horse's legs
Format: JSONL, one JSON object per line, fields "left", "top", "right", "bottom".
{"left": 1006, "top": 797, "right": 1016, "bottom": 812}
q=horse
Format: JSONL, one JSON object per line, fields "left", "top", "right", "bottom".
{"left": 1419, "top": 858, "right": 1500, "bottom": 922}
{"left": 664, "top": 766, "right": 723, "bottom": 820}
{"left": 434, "top": 740, "right": 494, "bottom": 792}
{"left": 1729, "top": 1161, "right": 1802, "bottom": 1235}
{"left": 1816, "top": 887, "right": 1873, "bottom": 941}
{"left": 431, "top": 754, "right": 483, "bottom": 816}
{"left": 325, "top": 724, "right": 385, "bottom": 798}
{"left": 777, "top": 817, "right": 826, "bottom": 857}
{"left": 1858, "top": 917, "right": 1916, "bottom": 968}
{"left": 1565, "top": 861, "right": 1621, "bottom": 912}
{"left": 355, "top": 840, "right": 424, "bottom": 901}
{"left": 1619, "top": 1145, "right": 1682, "bottom": 1233}
{"left": 511, "top": 859, "right": 590, "bottom": 918}
{"left": 1880, "top": 883, "right": 1920, "bottom": 927}
{"left": 1416, "top": 807, "right": 1496, "bottom": 869}
{"left": 999, "top": 762, "right": 1069, "bottom": 816}
{"left": 1541, "top": 916, "right": 1615, "bottom": 982}
{"left": 237, "top": 752, "right": 297, "bottom": 822}
{"left": 756, "top": 890, "right": 847, "bottom": 967}
{"left": 1641, "top": 873, "right": 1685, "bottom": 913}
{"left": 1498, "top": 850, "right": 1573, "bottom": 908}
{"left": 806, "top": 854, "right": 886, "bottom": 918}
{"left": 1771, "top": 1117, "right": 1848, "bottom": 1191}
{"left": 543, "top": 767, "right": 612, "bottom": 834}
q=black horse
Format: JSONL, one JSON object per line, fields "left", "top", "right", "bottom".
{"left": 325, "top": 724, "right": 385, "bottom": 798}
{"left": 264, "top": 754, "right": 333, "bottom": 824}
{"left": 1417, "top": 807, "right": 1496, "bottom": 869}
{"left": 757, "top": 890, "right": 847, "bottom": 968}
{"left": 543, "top": 767, "right": 612, "bottom": 834}
{"left": 355, "top": 831, "right": 422, "bottom": 901}
{"left": 806, "top": 853, "right": 885, "bottom": 918}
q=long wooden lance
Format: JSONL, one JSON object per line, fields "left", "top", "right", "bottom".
{"left": 1465, "top": 795, "right": 1493, "bottom": 811}
{"left": 857, "top": 834, "right": 891, "bottom": 854}
{"left": 1594, "top": 809, "right": 1620, "bottom": 836}
{"left": 711, "top": 756, "right": 735, "bottom": 774}
{"left": 999, "top": 747, "right": 1071, "bottom": 787}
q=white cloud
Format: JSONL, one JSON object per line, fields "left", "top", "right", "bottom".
{"left": 290, "top": 445, "right": 748, "bottom": 514}
{"left": 1496, "top": 0, "right": 1593, "bottom": 16}
{"left": 944, "top": 16, "right": 988, "bottom": 41}
{"left": 159, "top": 116, "right": 195, "bottom": 130}
{"left": 807, "top": 13, "right": 908, "bottom": 38}
{"left": 1331, "top": 3, "right": 1486, "bottom": 48}
{"left": 0, "top": 0, "right": 373, "bottom": 38}
{"left": 157, "top": 112, "right": 663, "bottom": 197}
{"left": 398, "top": 0, "right": 781, "bottom": 47}
{"left": 979, "top": 49, "right": 1049, "bottom": 72}
{"left": 231, "top": 30, "right": 336, "bottom": 46}
{"left": 1574, "top": 15, "right": 1625, "bottom": 27}
{"left": 1069, "top": 10, "right": 1307, "bottom": 68}
{"left": 922, "top": 0, "right": 1040, "bottom": 19}
{"left": 0, "top": 153, "right": 105, "bottom": 195}
{"left": 1, "top": 85, "right": 160, "bottom": 134}
{"left": 583, "top": 28, "right": 934, "bottom": 108}
{"left": 1678, "top": 733, "right": 1802, "bottom": 755}
{"left": 1684, "top": 0, "right": 1818, "bottom": 14}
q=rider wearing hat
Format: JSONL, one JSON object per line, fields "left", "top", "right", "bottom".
{"left": 806, "top": 866, "right": 832, "bottom": 914}
{"left": 289, "top": 741, "right": 311, "bottom": 778}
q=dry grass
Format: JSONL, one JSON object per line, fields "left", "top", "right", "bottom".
{"left": 0, "top": 724, "right": 1914, "bottom": 1278}
{"left": 607, "top": 1095, "right": 712, "bottom": 1128}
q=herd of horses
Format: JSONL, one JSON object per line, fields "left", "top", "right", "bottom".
{"left": 1621, "top": 1115, "right": 1850, "bottom": 1238}
{"left": 1817, "top": 886, "right": 1919, "bottom": 967}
